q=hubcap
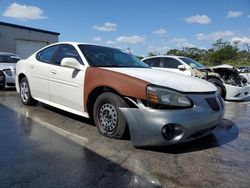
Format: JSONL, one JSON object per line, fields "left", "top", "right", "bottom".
{"left": 99, "top": 103, "right": 118, "bottom": 133}
{"left": 20, "top": 82, "right": 29, "bottom": 102}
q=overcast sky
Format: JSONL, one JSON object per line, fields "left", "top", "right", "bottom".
{"left": 0, "top": 0, "right": 250, "bottom": 56}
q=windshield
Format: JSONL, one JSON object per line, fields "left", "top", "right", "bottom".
{"left": 78, "top": 45, "right": 150, "bottom": 68}
{"left": 179, "top": 57, "right": 204, "bottom": 69}
{"left": 0, "top": 55, "right": 20, "bottom": 63}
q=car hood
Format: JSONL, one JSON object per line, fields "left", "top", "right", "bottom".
{"left": 0, "top": 63, "right": 16, "bottom": 70}
{"left": 104, "top": 68, "right": 217, "bottom": 92}
{"left": 210, "top": 64, "right": 234, "bottom": 69}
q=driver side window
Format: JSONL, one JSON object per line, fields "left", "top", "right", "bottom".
{"left": 53, "top": 44, "right": 83, "bottom": 65}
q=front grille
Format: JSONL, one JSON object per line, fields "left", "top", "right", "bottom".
{"left": 205, "top": 97, "right": 220, "bottom": 111}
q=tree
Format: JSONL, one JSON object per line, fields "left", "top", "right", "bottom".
{"left": 206, "top": 39, "right": 238, "bottom": 65}
{"left": 212, "top": 39, "right": 228, "bottom": 50}
{"left": 166, "top": 49, "right": 181, "bottom": 55}
{"left": 136, "top": 55, "right": 144, "bottom": 60}
{"left": 143, "top": 39, "right": 249, "bottom": 67}
{"left": 147, "top": 52, "right": 157, "bottom": 57}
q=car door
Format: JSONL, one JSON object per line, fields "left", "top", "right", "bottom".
{"left": 29, "top": 45, "right": 58, "bottom": 101}
{"left": 48, "top": 44, "right": 86, "bottom": 113}
{"left": 163, "top": 57, "right": 191, "bottom": 76}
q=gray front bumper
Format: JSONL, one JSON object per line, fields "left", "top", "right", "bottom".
{"left": 119, "top": 93, "right": 224, "bottom": 147}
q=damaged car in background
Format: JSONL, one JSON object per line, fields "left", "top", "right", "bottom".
{"left": 0, "top": 52, "right": 21, "bottom": 89}
{"left": 142, "top": 56, "right": 249, "bottom": 101}
{"left": 16, "top": 42, "right": 224, "bottom": 147}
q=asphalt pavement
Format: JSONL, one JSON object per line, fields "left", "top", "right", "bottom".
{"left": 0, "top": 90, "right": 250, "bottom": 187}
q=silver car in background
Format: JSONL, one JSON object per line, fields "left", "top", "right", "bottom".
{"left": 0, "top": 52, "right": 21, "bottom": 89}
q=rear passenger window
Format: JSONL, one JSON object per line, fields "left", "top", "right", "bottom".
{"left": 163, "top": 58, "right": 181, "bottom": 68}
{"left": 53, "top": 44, "right": 83, "bottom": 65}
{"left": 145, "top": 58, "right": 161, "bottom": 67}
{"left": 36, "top": 45, "right": 58, "bottom": 63}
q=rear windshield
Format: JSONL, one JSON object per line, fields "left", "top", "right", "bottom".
{"left": 0, "top": 55, "right": 20, "bottom": 63}
{"left": 78, "top": 44, "right": 149, "bottom": 68}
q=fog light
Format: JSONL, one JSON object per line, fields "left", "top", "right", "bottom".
{"left": 161, "top": 124, "right": 183, "bottom": 141}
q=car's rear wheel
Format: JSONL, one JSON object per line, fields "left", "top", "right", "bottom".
{"left": 20, "top": 77, "right": 37, "bottom": 105}
{"left": 93, "top": 92, "right": 128, "bottom": 138}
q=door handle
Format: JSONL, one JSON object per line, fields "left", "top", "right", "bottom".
{"left": 51, "top": 70, "right": 57, "bottom": 74}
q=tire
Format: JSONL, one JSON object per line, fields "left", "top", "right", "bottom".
{"left": 207, "top": 78, "right": 225, "bottom": 98}
{"left": 215, "top": 85, "right": 222, "bottom": 96}
{"left": 20, "top": 77, "right": 37, "bottom": 105}
{"left": 0, "top": 75, "right": 5, "bottom": 90}
{"left": 93, "top": 92, "right": 129, "bottom": 139}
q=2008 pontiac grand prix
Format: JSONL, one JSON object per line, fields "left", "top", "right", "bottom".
{"left": 16, "top": 42, "right": 224, "bottom": 146}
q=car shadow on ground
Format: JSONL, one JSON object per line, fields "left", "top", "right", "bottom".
{"left": 40, "top": 103, "right": 132, "bottom": 140}
{"left": 0, "top": 103, "right": 158, "bottom": 188}
{"left": 242, "top": 96, "right": 250, "bottom": 102}
{"left": 138, "top": 119, "right": 238, "bottom": 154}
{"left": 0, "top": 88, "right": 16, "bottom": 91}
{"left": 41, "top": 103, "right": 95, "bottom": 125}
{"left": 34, "top": 101, "right": 239, "bottom": 150}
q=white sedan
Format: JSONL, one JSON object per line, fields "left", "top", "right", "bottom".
{"left": 16, "top": 42, "right": 224, "bottom": 147}
{"left": 142, "top": 56, "right": 250, "bottom": 101}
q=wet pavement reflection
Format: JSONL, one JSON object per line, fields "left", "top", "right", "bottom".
{"left": 0, "top": 103, "right": 157, "bottom": 187}
{"left": 0, "top": 91, "right": 250, "bottom": 187}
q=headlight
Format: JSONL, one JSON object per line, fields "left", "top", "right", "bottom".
{"left": 147, "top": 85, "right": 193, "bottom": 109}
{"left": 4, "top": 69, "right": 12, "bottom": 77}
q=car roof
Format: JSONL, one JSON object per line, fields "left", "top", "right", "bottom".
{"left": 210, "top": 64, "right": 234, "bottom": 69}
{"left": 46, "top": 42, "right": 121, "bottom": 50}
{"left": 142, "top": 55, "right": 186, "bottom": 60}
{"left": 0, "top": 52, "right": 19, "bottom": 56}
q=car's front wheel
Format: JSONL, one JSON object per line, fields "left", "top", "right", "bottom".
{"left": 0, "top": 72, "right": 5, "bottom": 90}
{"left": 20, "top": 77, "right": 37, "bottom": 105}
{"left": 93, "top": 92, "right": 129, "bottom": 139}
{"left": 0, "top": 85, "right": 4, "bottom": 90}
{"left": 207, "top": 78, "right": 225, "bottom": 98}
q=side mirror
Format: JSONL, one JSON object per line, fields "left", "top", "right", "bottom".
{"left": 61, "top": 57, "right": 83, "bottom": 70}
{"left": 178, "top": 65, "right": 186, "bottom": 71}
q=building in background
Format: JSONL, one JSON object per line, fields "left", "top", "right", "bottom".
{"left": 0, "top": 22, "right": 60, "bottom": 58}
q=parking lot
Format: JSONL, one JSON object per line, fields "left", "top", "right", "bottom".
{"left": 0, "top": 90, "right": 250, "bottom": 187}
